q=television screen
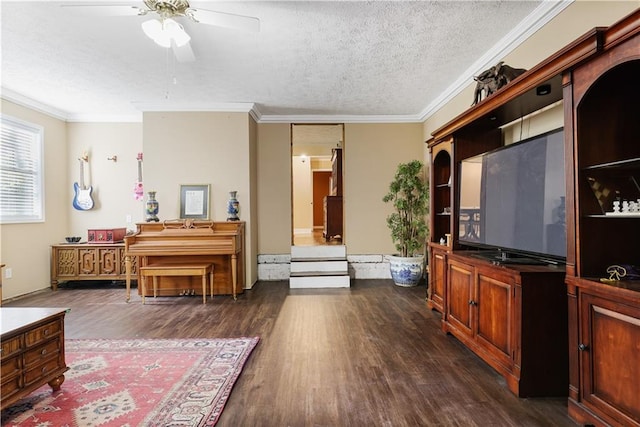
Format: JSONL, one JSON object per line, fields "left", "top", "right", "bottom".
{"left": 458, "top": 128, "right": 566, "bottom": 260}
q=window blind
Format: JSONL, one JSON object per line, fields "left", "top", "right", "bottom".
{"left": 0, "top": 115, "right": 44, "bottom": 223}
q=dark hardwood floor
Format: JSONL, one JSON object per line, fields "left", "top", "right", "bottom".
{"left": 4, "top": 280, "right": 576, "bottom": 426}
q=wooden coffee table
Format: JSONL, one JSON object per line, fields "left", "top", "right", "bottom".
{"left": 1, "top": 307, "right": 69, "bottom": 410}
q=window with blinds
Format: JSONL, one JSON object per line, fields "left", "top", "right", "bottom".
{"left": 1, "top": 115, "right": 44, "bottom": 223}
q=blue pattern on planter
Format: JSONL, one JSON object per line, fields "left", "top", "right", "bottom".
{"left": 389, "top": 256, "right": 423, "bottom": 287}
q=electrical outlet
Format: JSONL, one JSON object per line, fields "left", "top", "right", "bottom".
{"left": 5, "top": 268, "right": 12, "bottom": 279}
{"left": 126, "top": 214, "right": 132, "bottom": 223}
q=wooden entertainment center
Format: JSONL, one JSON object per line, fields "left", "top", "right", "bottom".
{"left": 427, "top": 9, "right": 639, "bottom": 425}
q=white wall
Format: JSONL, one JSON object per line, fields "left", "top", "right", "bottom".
{"left": 1, "top": 100, "right": 68, "bottom": 299}
{"left": 142, "top": 111, "right": 257, "bottom": 286}
{"left": 292, "top": 155, "right": 313, "bottom": 233}
{"left": 66, "top": 123, "right": 144, "bottom": 235}
{"left": 344, "top": 123, "right": 425, "bottom": 254}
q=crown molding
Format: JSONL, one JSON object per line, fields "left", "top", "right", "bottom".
{"left": 132, "top": 101, "right": 256, "bottom": 113}
{"left": 256, "top": 113, "right": 423, "bottom": 124}
{"left": 1, "top": 87, "right": 69, "bottom": 121}
{"left": 417, "top": 0, "right": 573, "bottom": 122}
{"left": 250, "top": 102, "right": 422, "bottom": 123}
{"left": 65, "top": 114, "right": 143, "bottom": 123}
{"left": 1, "top": 87, "right": 144, "bottom": 123}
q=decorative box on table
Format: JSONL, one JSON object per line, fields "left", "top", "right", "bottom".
{"left": 88, "top": 228, "right": 127, "bottom": 243}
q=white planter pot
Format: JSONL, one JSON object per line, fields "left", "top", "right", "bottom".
{"left": 388, "top": 255, "right": 424, "bottom": 287}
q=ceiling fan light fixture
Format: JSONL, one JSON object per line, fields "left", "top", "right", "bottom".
{"left": 164, "top": 19, "right": 190, "bottom": 47}
{"left": 142, "top": 18, "right": 163, "bottom": 41}
{"left": 141, "top": 18, "right": 190, "bottom": 48}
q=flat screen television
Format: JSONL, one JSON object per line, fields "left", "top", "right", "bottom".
{"left": 458, "top": 127, "right": 566, "bottom": 264}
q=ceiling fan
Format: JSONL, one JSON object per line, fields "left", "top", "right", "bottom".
{"left": 63, "top": 0, "right": 260, "bottom": 62}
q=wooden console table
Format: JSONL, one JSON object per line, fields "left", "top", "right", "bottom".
{"left": 125, "top": 220, "right": 245, "bottom": 301}
{"left": 1, "top": 307, "right": 69, "bottom": 410}
{"left": 51, "top": 243, "right": 137, "bottom": 290}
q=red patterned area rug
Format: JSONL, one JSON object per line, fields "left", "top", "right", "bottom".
{"left": 1, "top": 337, "right": 259, "bottom": 427}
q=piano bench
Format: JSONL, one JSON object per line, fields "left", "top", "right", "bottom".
{"left": 139, "top": 263, "right": 214, "bottom": 305}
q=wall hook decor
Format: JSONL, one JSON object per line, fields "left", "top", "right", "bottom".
{"left": 107, "top": 155, "right": 118, "bottom": 162}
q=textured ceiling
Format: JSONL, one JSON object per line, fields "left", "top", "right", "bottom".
{"left": 0, "top": 1, "right": 564, "bottom": 122}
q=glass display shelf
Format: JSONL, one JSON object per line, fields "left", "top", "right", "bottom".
{"left": 582, "top": 157, "right": 640, "bottom": 171}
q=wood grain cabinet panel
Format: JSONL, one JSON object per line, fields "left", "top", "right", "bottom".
{"left": 568, "top": 282, "right": 640, "bottom": 427}
{"left": 427, "top": 248, "right": 447, "bottom": 313}
{"left": 584, "top": 298, "right": 640, "bottom": 421}
{"left": 476, "top": 272, "right": 511, "bottom": 364}
{"left": 446, "top": 259, "right": 474, "bottom": 337}
{"left": 79, "top": 248, "right": 98, "bottom": 275}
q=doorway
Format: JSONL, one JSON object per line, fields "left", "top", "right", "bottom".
{"left": 291, "top": 124, "right": 344, "bottom": 246}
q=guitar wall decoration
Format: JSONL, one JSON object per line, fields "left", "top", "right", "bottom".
{"left": 72, "top": 153, "right": 94, "bottom": 210}
{"left": 134, "top": 152, "right": 144, "bottom": 201}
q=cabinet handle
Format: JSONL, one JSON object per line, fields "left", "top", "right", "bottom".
{"left": 578, "top": 343, "right": 589, "bottom": 351}
{"left": 41, "top": 366, "right": 47, "bottom": 373}
{"left": 468, "top": 300, "right": 477, "bottom": 306}
{"left": 43, "top": 329, "right": 50, "bottom": 336}
{"left": 41, "top": 348, "right": 47, "bottom": 355}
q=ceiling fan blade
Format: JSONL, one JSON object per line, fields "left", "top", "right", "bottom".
{"left": 187, "top": 8, "right": 260, "bottom": 33}
{"left": 61, "top": 4, "right": 147, "bottom": 17}
{"left": 172, "top": 40, "right": 196, "bottom": 63}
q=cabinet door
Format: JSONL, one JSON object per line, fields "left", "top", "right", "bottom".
{"left": 53, "top": 247, "right": 78, "bottom": 277}
{"left": 447, "top": 260, "right": 474, "bottom": 337}
{"left": 579, "top": 293, "right": 640, "bottom": 426}
{"left": 476, "top": 272, "right": 512, "bottom": 365}
{"left": 78, "top": 248, "right": 98, "bottom": 275}
{"left": 97, "top": 247, "right": 120, "bottom": 275}
{"left": 428, "top": 249, "right": 446, "bottom": 312}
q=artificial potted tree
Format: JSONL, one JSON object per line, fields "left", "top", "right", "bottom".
{"left": 382, "top": 160, "right": 429, "bottom": 287}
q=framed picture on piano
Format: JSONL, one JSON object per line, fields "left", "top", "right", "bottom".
{"left": 180, "top": 184, "right": 210, "bottom": 219}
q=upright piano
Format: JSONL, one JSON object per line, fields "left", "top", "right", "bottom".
{"left": 124, "top": 220, "right": 245, "bottom": 301}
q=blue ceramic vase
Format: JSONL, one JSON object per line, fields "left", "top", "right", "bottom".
{"left": 146, "top": 191, "right": 159, "bottom": 222}
{"left": 227, "top": 191, "right": 240, "bottom": 221}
